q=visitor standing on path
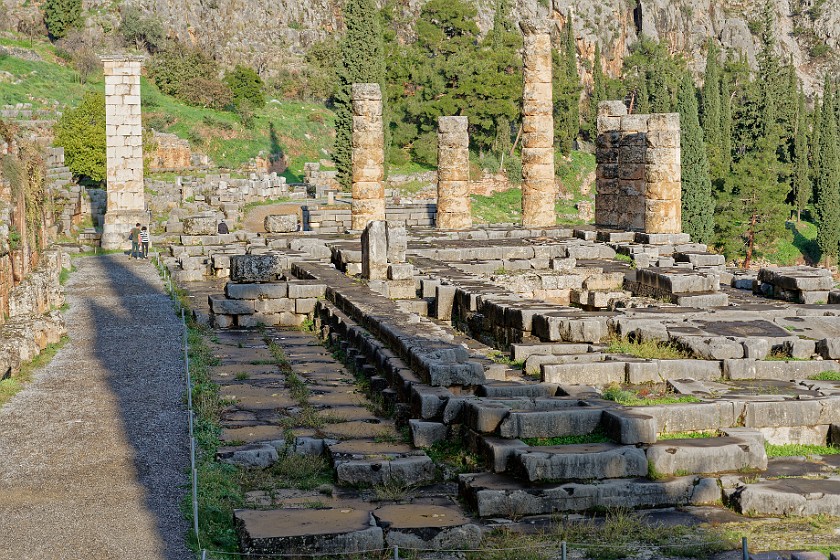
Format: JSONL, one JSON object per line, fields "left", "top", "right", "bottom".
{"left": 128, "top": 222, "right": 141, "bottom": 259}
{"left": 139, "top": 226, "right": 150, "bottom": 259}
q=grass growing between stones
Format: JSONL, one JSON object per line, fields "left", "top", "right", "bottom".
{"left": 470, "top": 507, "right": 735, "bottom": 560}
{"left": 601, "top": 383, "right": 701, "bottom": 407}
{"left": 810, "top": 371, "right": 840, "bottom": 381}
{"left": 426, "top": 439, "right": 484, "bottom": 479}
{"left": 721, "top": 514, "right": 840, "bottom": 556}
{"left": 606, "top": 337, "right": 690, "bottom": 360}
{"left": 658, "top": 430, "right": 720, "bottom": 440}
{"left": 764, "top": 443, "right": 840, "bottom": 457}
{"left": 185, "top": 321, "right": 244, "bottom": 555}
{"left": 0, "top": 336, "right": 68, "bottom": 409}
{"left": 522, "top": 433, "right": 612, "bottom": 446}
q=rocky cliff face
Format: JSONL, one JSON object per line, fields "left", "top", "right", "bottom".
{"left": 1, "top": 0, "right": 836, "bottom": 93}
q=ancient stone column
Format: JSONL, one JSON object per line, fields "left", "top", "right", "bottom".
{"left": 351, "top": 83, "right": 385, "bottom": 231}
{"left": 595, "top": 100, "right": 626, "bottom": 229}
{"left": 101, "top": 55, "right": 145, "bottom": 249}
{"left": 361, "top": 220, "right": 388, "bottom": 280}
{"left": 436, "top": 116, "right": 471, "bottom": 230}
{"left": 643, "top": 113, "right": 681, "bottom": 234}
{"left": 520, "top": 20, "right": 555, "bottom": 228}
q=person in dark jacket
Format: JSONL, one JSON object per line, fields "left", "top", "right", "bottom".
{"left": 218, "top": 220, "right": 229, "bottom": 234}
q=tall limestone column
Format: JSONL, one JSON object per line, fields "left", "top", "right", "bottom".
{"left": 520, "top": 20, "right": 556, "bottom": 228}
{"left": 351, "top": 83, "right": 386, "bottom": 231}
{"left": 101, "top": 55, "right": 146, "bottom": 249}
{"left": 436, "top": 116, "right": 472, "bottom": 230}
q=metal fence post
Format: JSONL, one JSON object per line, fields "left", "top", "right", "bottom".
{"left": 201, "top": 550, "right": 207, "bottom": 560}
{"left": 742, "top": 537, "right": 748, "bottom": 560}
{"left": 393, "top": 545, "right": 399, "bottom": 560}
{"left": 561, "top": 541, "right": 566, "bottom": 560}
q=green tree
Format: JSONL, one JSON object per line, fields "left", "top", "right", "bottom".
{"left": 716, "top": 133, "right": 789, "bottom": 267}
{"left": 148, "top": 44, "right": 220, "bottom": 99}
{"left": 720, "top": 77, "right": 733, "bottom": 176}
{"left": 584, "top": 43, "right": 605, "bottom": 139}
{"left": 678, "top": 74, "right": 714, "bottom": 243}
{"left": 792, "top": 88, "right": 810, "bottom": 221}
{"left": 553, "top": 16, "right": 579, "bottom": 156}
{"left": 119, "top": 6, "right": 165, "bottom": 52}
{"left": 225, "top": 65, "right": 265, "bottom": 109}
{"left": 334, "top": 0, "right": 386, "bottom": 188}
{"left": 701, "top": 41, "right": 722, "bottom": 149}
{"left": 43, "top": 0, "right": 82, "bottom": 40}
{"left": 816, "top": 77, "right": 840, "bottom": 266}
{"left": 53, "top": 91, "right": 106, "bottom": 182}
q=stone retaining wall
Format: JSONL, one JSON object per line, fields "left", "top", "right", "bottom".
{"left": 302, "top": 203, "right": 436, "bottom": 233}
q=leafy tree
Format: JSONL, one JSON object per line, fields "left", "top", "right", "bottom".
{"left": 701, "top": 41, "right": 722, "bottom": 176}
{"left": 584, "top": 43, "right": 605, "bottom": 139}
{"left": 43, "top": 0, "right": 82, "bottom": 40}
{"left": 334, "top": 0, "right": 386, "bottom": 188}
{"left": 148, "top": 44, "right": 220, "bottom": 99}
{"left": 53, "top": 91, "right": 106, "bottom": 182}
{"left": 553, "top": 16, "right": 580, "bottom": 156}
{"left": 623, "top": 37, "right": 686, "bottom": 113}
{"left": 792, "top": 88, "right": 810, "bottom": 221}
{"left": 720, "top": 77, "right": 733, "bottom": 176}
{"left": 119, "top": 6, "right": 165, "bottom": 52}
{"left": 677, "top": 74, "right": 714, "bottom": 243}
{"left": 716, "top": 133, "right": 789, "bottom": 267}
{"left": 816, "top": 78, "right": 840, "bottom": 266}
{"left": 225, "top": 65, "right": 265, "bottom": 109}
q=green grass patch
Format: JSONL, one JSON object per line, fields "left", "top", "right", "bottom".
{"left": 426, "top": 439, "right": 484, "bottom": 477}
{"left": 614, "top": 253, "right": 633, "bottom": 264}
{"left": 522, "top": 433, "right": 612, "bottom": 446}
{"left": 241, "top": 197, "right": 293, "bottom": 214}
{"left": 658, "top": 430, "right": 720, "bottom": 440}
{"left": 471, "top": 188, "right": 522, "bottom": 225}
{"left": 602, "top": 383, "right": 701, "bottom": 407}
{"left": 764, "top": 443, "right": 840, "bottom": 457}
{"left": 0, "top": 336, "right": 68, "bottom": 409}
{"left": 58, "top": 265, "right": 75, "bottom": 285}
{"left": 810, "top": 371, "right": 840, "bottom": 381}
{"left": 472, "top": 506, "right": 736, "bottom": 560}
{"left": 766, "top": 219, "right": 821, "bottom": 266}
{"left": 606, "top": 336, "right": 690, "bottom": 360}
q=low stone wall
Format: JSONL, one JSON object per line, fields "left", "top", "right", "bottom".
{"left": 302, "top": 203, "right": 436, "bottom": 233}
{"left": 0, "top": 249, "right": 68, "bottom": 378}
{"left": 209, "top": 280, "right": 326, "bottom": 328}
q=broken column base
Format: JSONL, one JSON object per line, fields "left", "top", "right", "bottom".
{"left": 101, "top": 210, "right": 148, "bottom": 250}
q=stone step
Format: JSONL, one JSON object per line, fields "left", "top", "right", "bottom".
{"left": 646, "top": 436, "right": 767, "bottom": 476}
{"left": 235, "top": 507, "right": 384, "bottom": 556}
{"left": 459, "top": 472, "right": 721, "bottom": 517}
{"left": 512, "top": 442, "right": 648, "bottom": 482}
{"left": 728, "top": 478, "right": 840, "bottom": 517}
{"left": 328, "top": 440, "right": 436, "bottom": 487}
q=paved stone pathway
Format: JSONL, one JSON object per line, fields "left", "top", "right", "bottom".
{"left": 0, "top": 254, "right": 190, "bottom": 560}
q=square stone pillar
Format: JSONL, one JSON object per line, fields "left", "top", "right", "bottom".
{"left": 351, "top": 83, "right": 386, "bottom": 231}
{"left": 436, "top": 116, "right": 471, "bottom": 230}
{"left": 520, "top": 19, "right": 556, "bottom": 228}
{"left": 595, "top": 101, "right": 682, "bottom": 234}
{"left": 101, "top": 55, "right": 146, "bottom": 249}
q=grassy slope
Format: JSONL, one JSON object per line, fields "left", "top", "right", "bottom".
{"left": 0, "top": 35, "right": 334, "bottom": 180}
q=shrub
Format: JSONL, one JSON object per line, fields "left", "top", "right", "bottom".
{"left": 42, "top": 0, "right": 82, "bottom": 40}
{"left": 119, "top": 6, "right": 165, "bottom": 53}
{"left": 179, "top": 77, "right": 233, "bottom": 110}
{"left": 148, "top": 44, "right": 219, "bottom": 98}
{"left": 53, "top": 91, "right": 106, "bottom": 182}
{"left": 224, "top": 65, "right": 265, "bottom": 109}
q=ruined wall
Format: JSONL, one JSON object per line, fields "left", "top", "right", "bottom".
{"left": 148, "top": 131, "right": 191, "bottom": 171}
{"left": 595, "top": 101, "right": 681, "bottom": 234}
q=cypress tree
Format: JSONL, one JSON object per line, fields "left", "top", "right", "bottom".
{"left": 592, "top": 44, "right": 605, "bottom": 105}
{"left": 816, "top": 77, "right": 840, "bottom": 266}
{"left": 333, "top": 0, "right": 386, "bottom": 190}
{"left": 677, "top": 74, "right": 714, "bottom": 243}
{"left": 553, "top": 16, "right": 580, "bottom": 155}
{"left": 720, "top": 78, "right": 733, "bottom": 175}
{"left": 793, "top": 88, "right": 810, "bottom": 222}
{"left": 701, "top": 41, "right": 721, "bottom": 148}
{"left": 812, "top": 99, "right": 822, "bottom": 188}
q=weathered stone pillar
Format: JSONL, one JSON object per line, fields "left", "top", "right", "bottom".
{"left": 644, "top": 113, "right": 681, "bottom": 234}
{"left": 351, "top": 83, "right": 385, "bottom": 231}
{"left": 520, "top": 20, "right": 555, "bottom": 228}
{"left": 436, "top": 116, "right": 471, "bottom": 230}
{"left": 361, "top": 220, "right": 388, "bottom": 280}
{"left": 101, "top": 55, "right": 145, "bottom": 249}
{"left": 595, "top": 100, "right": 682, "bottom": 234}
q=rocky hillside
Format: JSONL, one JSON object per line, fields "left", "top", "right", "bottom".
{"left": 1, "top": 0, "right": 837, "bottom": 94}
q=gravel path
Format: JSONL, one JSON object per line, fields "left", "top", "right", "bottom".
{"left": 0, "top": 254, "right": 191, "bottom": 560}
